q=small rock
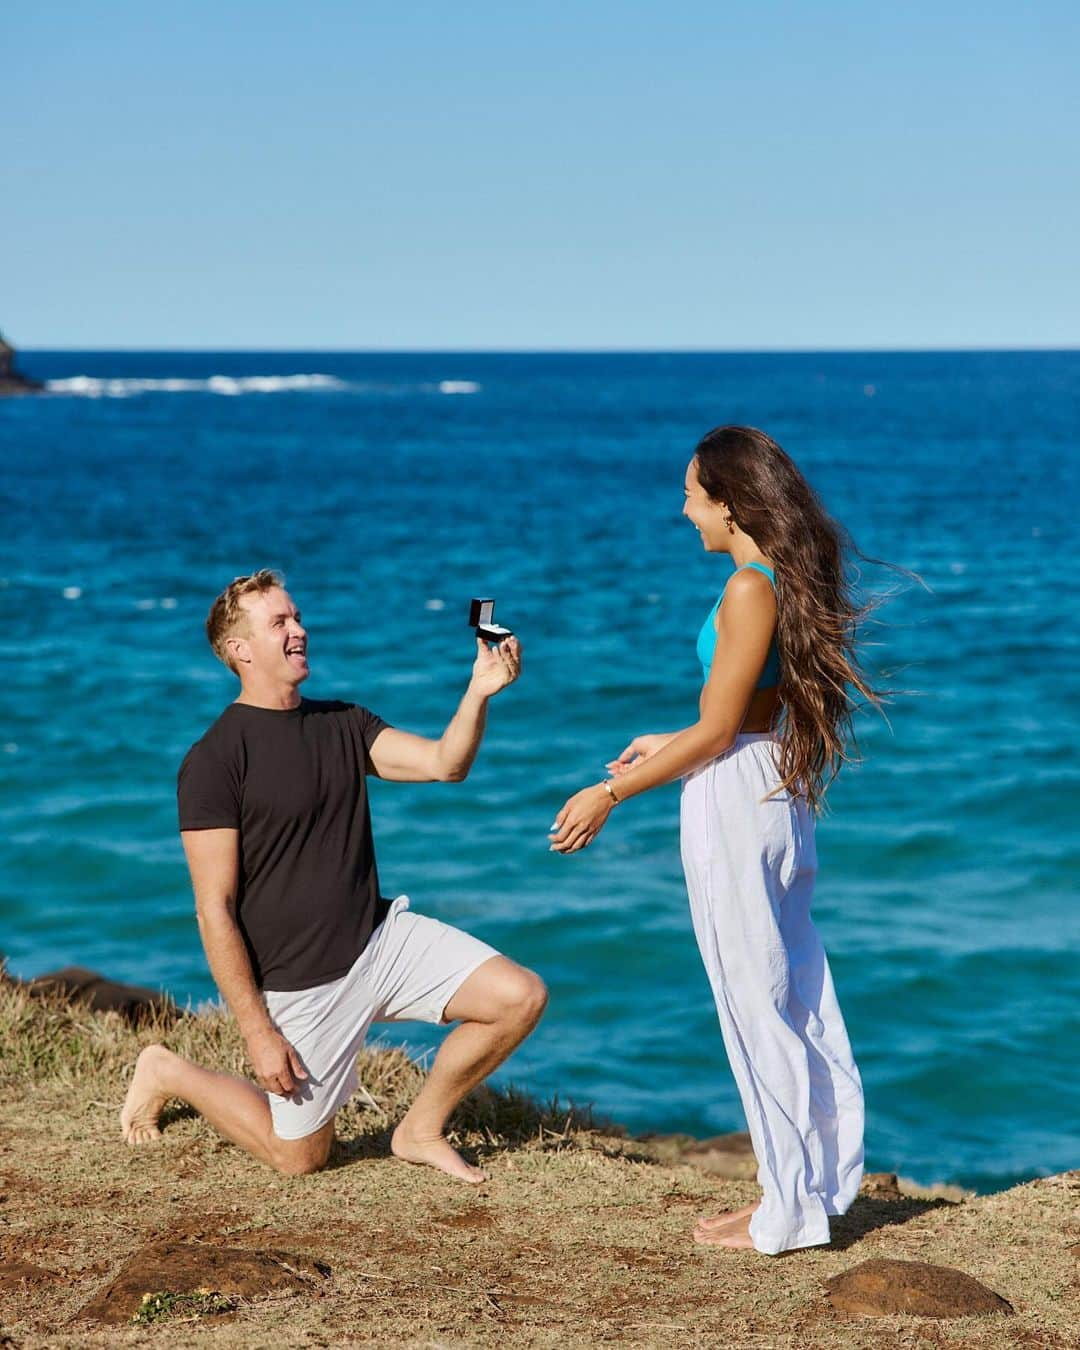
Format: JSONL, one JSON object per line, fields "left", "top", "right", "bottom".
{"left": 81, "top": 1241, "right": 330, "bottom": 1325}
{"left": 824, "top": 1258, "right": 1013, "bottom": 1319}
{"left": 860, "top": 1172, "right": 903, "bottom": 1200}
{"left": 895, "top": 1176, "right": 975, "bottom": 1204}
{"left": 641, "top": 1131, "right": 758, "bottom": 1178}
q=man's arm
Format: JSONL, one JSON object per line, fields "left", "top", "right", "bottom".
{"left": 181, "top": 828, "right": 306, "bottom": 1097}
{"left": 367, "top": 636, "right": 521, "bottom": 783}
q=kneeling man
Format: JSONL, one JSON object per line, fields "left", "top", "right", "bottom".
{"left": 121, "top": 569, "right": 545, "bottom": 1180}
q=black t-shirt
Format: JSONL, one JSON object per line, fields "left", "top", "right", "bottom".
{"left": 177, "top": 698, "right": 391, "bottom": 992}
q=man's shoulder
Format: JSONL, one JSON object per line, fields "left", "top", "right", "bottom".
{"left": 179, "top": 705, "right": 244, "bottom": 773}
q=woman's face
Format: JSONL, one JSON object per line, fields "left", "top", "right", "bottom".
{"left": 683, "top": 458, "right": 730, "bottom": 552}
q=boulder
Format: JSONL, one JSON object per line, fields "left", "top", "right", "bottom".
{"left": 824, "top": 1258, "right": 1014, "bottom": 1319}
{"left": 22, "top": 965, "right": 183, "bottom": 1025}
{"left": 81, "top": 1241, "right": 331, "bottom": 1325}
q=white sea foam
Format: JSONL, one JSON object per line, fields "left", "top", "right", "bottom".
{"left": 46, "top": 373, "right": 479, "bottom": 398}
{"left": 46, "top": 373, "right": 348, "bottom": 398}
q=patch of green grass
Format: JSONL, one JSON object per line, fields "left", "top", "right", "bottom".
{"left": 132, "top": 1289, "right": 237, "bottom": 1324}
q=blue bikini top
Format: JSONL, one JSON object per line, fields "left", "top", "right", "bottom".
{"left": 696, "top": 561, "right": 781, "bottom": 689}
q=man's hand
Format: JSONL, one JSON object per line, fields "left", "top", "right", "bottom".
{"left": 606, "top": 732, "right": 676, "bottom": 775}
{"left": 469, "top": 636, "right": 522, "bottom": 699}
{"left": 549, "top": 783, "right": 615, "bottom": 854}
{"left": 246, "top": 1025, "right": 308, "bottom": 1098}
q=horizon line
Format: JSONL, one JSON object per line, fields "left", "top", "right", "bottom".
{"left": 18, "top": 343, "right": 1080, "bottom": 356}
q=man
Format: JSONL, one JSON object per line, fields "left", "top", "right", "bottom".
{"left": 120, "top": 569, "right": 545, "bottom": 1181}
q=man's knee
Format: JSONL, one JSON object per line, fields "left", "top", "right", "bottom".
{"left": 506, "top": 968, "right": 548, "bottom": 1029}
{"left": 270, "top": 1128, "right": 333, "bottom": 1176}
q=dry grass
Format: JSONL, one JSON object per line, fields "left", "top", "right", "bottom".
{"left": 1, "top": 979, "right": 1077, "bottom": 1349}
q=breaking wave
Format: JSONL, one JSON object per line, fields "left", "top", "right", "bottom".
{"left": 46, "top": 374, "right": 349, "bottom": 398}
{"left": 45, "top": 374, "right": 483, "bottom": 398}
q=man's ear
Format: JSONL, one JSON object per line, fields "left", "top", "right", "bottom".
{"left": 226, "top": 635, "right": 251, "bottom": 667}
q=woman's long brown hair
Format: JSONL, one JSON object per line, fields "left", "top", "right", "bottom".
{"left": 695, "top": 425, "right": 883, "bottom": 811}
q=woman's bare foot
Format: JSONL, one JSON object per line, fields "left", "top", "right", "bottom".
{"left": 390, "top": 1121, "right": 487, "bottom": 1184}
{"left": 120, "top": 1044, "right": 173, "bottom": 1146}
{"left": 693, "top": 1211, "right": 756, "bottom": 1248}
{"left": 694, "top": 1202, "right": 758, "bottom": 1235}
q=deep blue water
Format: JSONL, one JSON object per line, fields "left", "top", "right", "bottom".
{"left": 2, "top": 349, "right": 1078, "bottom": 1193}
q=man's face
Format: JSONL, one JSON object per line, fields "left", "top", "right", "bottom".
{"left": 231, "top": 587, "right": 309, "bottom": 685}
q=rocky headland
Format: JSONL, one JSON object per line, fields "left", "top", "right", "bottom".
{"left": 0, "top": 332, "right": 43, "bottom": 396}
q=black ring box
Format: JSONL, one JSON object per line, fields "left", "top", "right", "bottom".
{"left": 470, "top": 598, "right": 513, "bottom": 643}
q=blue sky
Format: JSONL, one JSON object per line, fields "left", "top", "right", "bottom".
{"left": 5, "top": 3, "right": 1078, "bottom": 349}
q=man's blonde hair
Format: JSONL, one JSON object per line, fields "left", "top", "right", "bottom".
{"left": 206, "top": 569, "right": 285, "bottom": 673}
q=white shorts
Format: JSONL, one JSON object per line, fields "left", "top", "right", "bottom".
{"left": 263, "top": 895, "right": 499, "bottom": 1140}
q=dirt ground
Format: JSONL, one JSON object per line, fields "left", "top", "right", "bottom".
{"left": 0, "top": 989, "right": 1077, "bottom": 1348}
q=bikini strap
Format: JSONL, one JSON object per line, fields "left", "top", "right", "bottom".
{"left": 738, "top": 561, "right": 776, "bottom": 588}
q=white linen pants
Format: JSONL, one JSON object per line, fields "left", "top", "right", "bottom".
{"left": 680, "top": 733, "right": 864, "bottom": 1254}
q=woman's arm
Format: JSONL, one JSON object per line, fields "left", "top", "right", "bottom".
{"left": 549, "top": 570, "right": 776, "bottom": 854}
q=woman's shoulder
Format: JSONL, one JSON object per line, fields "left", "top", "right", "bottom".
{"left": 724, "top": 566, "right": 777, "bottom": 606}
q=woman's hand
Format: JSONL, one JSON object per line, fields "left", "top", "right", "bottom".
{"left": 606, "top": 732, "right": 676, "bottom": 775}
{"left": 549, "top": 784, "right": 615, "bottom": 854}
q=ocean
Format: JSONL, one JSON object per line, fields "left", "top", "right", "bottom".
{"left": 2, "top": 349, "right": 1077, "bottom": 1194}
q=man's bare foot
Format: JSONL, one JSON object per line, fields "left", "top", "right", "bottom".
{"left": 694, "top": 1202, "right": 758, "bottom": 1235}
{"left": 390, "top": 1121, "right": 487, "bottom": 1184}
{"left": 693, "top": 1212, "right": 756, "bottom": 1248}
{"left": 120, "top": 1044, "right": 173, "bottom": 1146}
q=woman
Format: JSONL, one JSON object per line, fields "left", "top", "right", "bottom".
{"left": 550, "top": 425, "right": 872, "bottom": 1255}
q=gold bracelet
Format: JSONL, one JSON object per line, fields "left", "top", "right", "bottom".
{"left": 601, "top": 779, "right": 621, "bottom": 806}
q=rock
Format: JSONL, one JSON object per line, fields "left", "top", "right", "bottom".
{"left": 894, "top": 1176, "right": 975, "bottom": 1204}
{"left": 639, "top": 1130, "right": 758, "bottom": 1178}
{"left": 824, "top": 1258, "right": 1014, "bottom": 1319}
{"left": 681, "top": 1132, "right": 758, "bottom": 1178}
{"left": 860, "top": 1172, "right": 903, "bottom": 1200}
{"left": 0, "top": 331, "right": 43, "bottom": 396}
{"left": 5, "top": 963, "right": 183, "bottom": 1026}
{"left": 81, "top": 1241, "right": 331, "bottom": 1325}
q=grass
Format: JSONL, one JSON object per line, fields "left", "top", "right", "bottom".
{"left": 132, "top": 1290, "right": 238, "bottom": 1325}
{"left": 1, "top": 976, "right": 1077, "bottom": 1348}
{"left": 0, "top": 975, "right": 602, "bottom": 1157}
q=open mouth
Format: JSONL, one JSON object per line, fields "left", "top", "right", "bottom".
{"left": 286, "top": 644, "right": 308, "bottom": 667}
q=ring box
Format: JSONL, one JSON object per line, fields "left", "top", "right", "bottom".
{"left": 469, "top": 598, "right": 513, "bottom": 643}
